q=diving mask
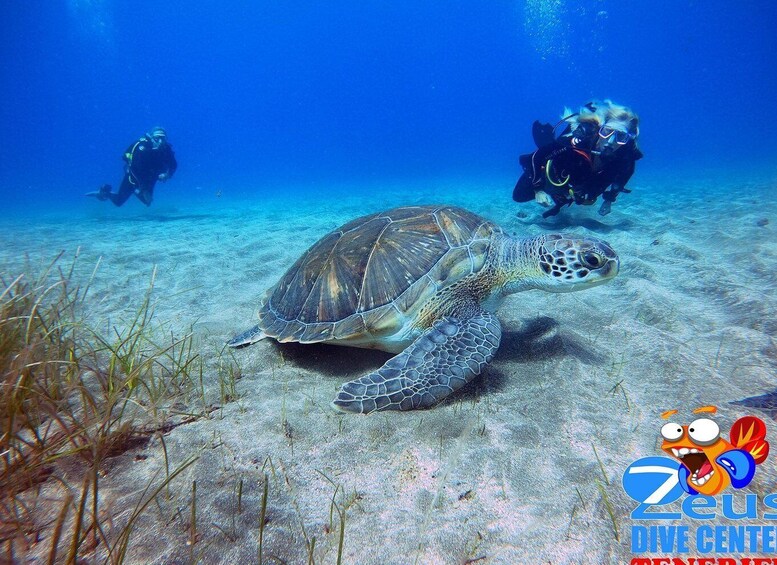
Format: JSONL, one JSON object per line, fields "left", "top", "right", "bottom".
{"left": 598, "top": 125, "right": 635, "bottom": 145}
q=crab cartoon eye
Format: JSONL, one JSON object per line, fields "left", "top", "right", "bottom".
{"left": 661, "top": 422, "right": 683, "bottom": 441}
{"left": 688, "top": 418, "right": 720, "bottom": 446}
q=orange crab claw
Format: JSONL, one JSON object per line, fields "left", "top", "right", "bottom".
{"left": 730, "top": 416, "right": 770, "bottom": 465}
{"left": 747, "top": 439, "right": 770, "bottom": 464}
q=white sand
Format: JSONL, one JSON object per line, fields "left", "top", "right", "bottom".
{"left": 2, "top": 171, "right": 776, "bottom": 564}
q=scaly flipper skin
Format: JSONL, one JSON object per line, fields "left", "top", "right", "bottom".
{"left": 332, "top": 311, "right": 502, "bottom": 414}
{"left": 227, "top": 324, "right": 267, "bottom": 348}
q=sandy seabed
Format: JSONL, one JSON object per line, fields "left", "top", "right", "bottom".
{"left": 1, "top": 170, "right": 776, "bottom": 564}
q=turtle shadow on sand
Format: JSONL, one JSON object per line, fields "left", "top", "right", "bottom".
{"left": 273, "top": 342, "right": 392, "bottom": 379}
{"left": 450, "top": 316, "right": 608, "bottom": 405}
{"left": 274, "top": 340, "right": 516, "bottom": 403}
{"left": 499, "top": 315, "right": 607, "bottom": 365}
{"left": 271, "top": 315, "right": 605, "bottom": 405}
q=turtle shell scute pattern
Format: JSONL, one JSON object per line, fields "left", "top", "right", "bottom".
{"left": 258, "top": 205, "right": 500, "bottom": 343}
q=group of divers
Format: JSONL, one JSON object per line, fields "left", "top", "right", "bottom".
{"left": 87, "top": 98, "right": 642, "bottom": 219}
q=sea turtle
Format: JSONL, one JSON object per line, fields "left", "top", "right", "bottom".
{"left": 228, "top": 205, "right": 618, "bottom": 414}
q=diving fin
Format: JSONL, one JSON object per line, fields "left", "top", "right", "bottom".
{"left": 85, "top": 184, "right": 111, "bottom": 201}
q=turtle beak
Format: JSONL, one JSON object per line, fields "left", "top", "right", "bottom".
{"left": 603, "top": 255, "right": 619, "bottom": 278}
{"left": 597, "top": 241, "right": 619, "bottom": 279}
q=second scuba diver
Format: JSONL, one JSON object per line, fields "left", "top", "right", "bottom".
{"left": 87, "top": 127, "right": 177, "bottom": 207}
{"left": 512, "top": 100, "right": 642, "bottom": 218}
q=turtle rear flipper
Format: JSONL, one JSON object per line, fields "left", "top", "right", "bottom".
{"left": 332, "top": 311, "right": 501, "bottom": 414}
{"left": 227, "top": 324, "right": 267, "bottom": 348}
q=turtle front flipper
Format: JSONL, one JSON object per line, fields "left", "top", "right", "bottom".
{"left": 332, "top": 311, "right": 502, "bottom": 414}
{"left": 227, "top": 324, "right": 267, "bottom": 348}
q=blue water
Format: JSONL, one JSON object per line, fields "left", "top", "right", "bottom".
{"left": 2, "top": 5, "right": 777, "bottom": 563}
{"left": 1, "top": 1, "right": 776, "bottom": 216}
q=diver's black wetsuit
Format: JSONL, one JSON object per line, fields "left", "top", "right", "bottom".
{"left": 104, "top": 137, "right": 177, "bottom": 207}
{"left": 512, "top": 121, "right": 642, "bottom": 217}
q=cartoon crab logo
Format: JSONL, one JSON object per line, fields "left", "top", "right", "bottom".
{"left": 661, "top": 406, "right": 770, "bottom": 496}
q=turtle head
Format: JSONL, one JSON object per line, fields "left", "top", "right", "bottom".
{"left": 502, "top": 234, "right": 619, "bottom": 294}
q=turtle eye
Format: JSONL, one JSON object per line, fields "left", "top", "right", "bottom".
{"left": 688, "top": 418, "right": 720, "bottom": 446}
{"left": 580, "top": 251, "right": 604, "bottom": 270}
{"left": 661, "top": 422, "right": 684, "bottom": 441}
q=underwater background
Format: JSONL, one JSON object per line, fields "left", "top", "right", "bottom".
{"left": 2, "top": 2, "right": 777, "bottom": 564}
{"left": 1, "top": 0, "right": 776, "bottom": 214}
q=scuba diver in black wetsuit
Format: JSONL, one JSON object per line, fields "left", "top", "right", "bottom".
{"left": 87, "top": 127, "right": 177, "bottom": 207}
{"left": 512, "top": 100, "right": 643, "bottom": 218}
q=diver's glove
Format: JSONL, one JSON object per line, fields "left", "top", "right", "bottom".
{"left": 598, "top": 200, "right": 612, "bottom": 216}
{"left": 534, "top": 190, "right": 553, "bottom": 208}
